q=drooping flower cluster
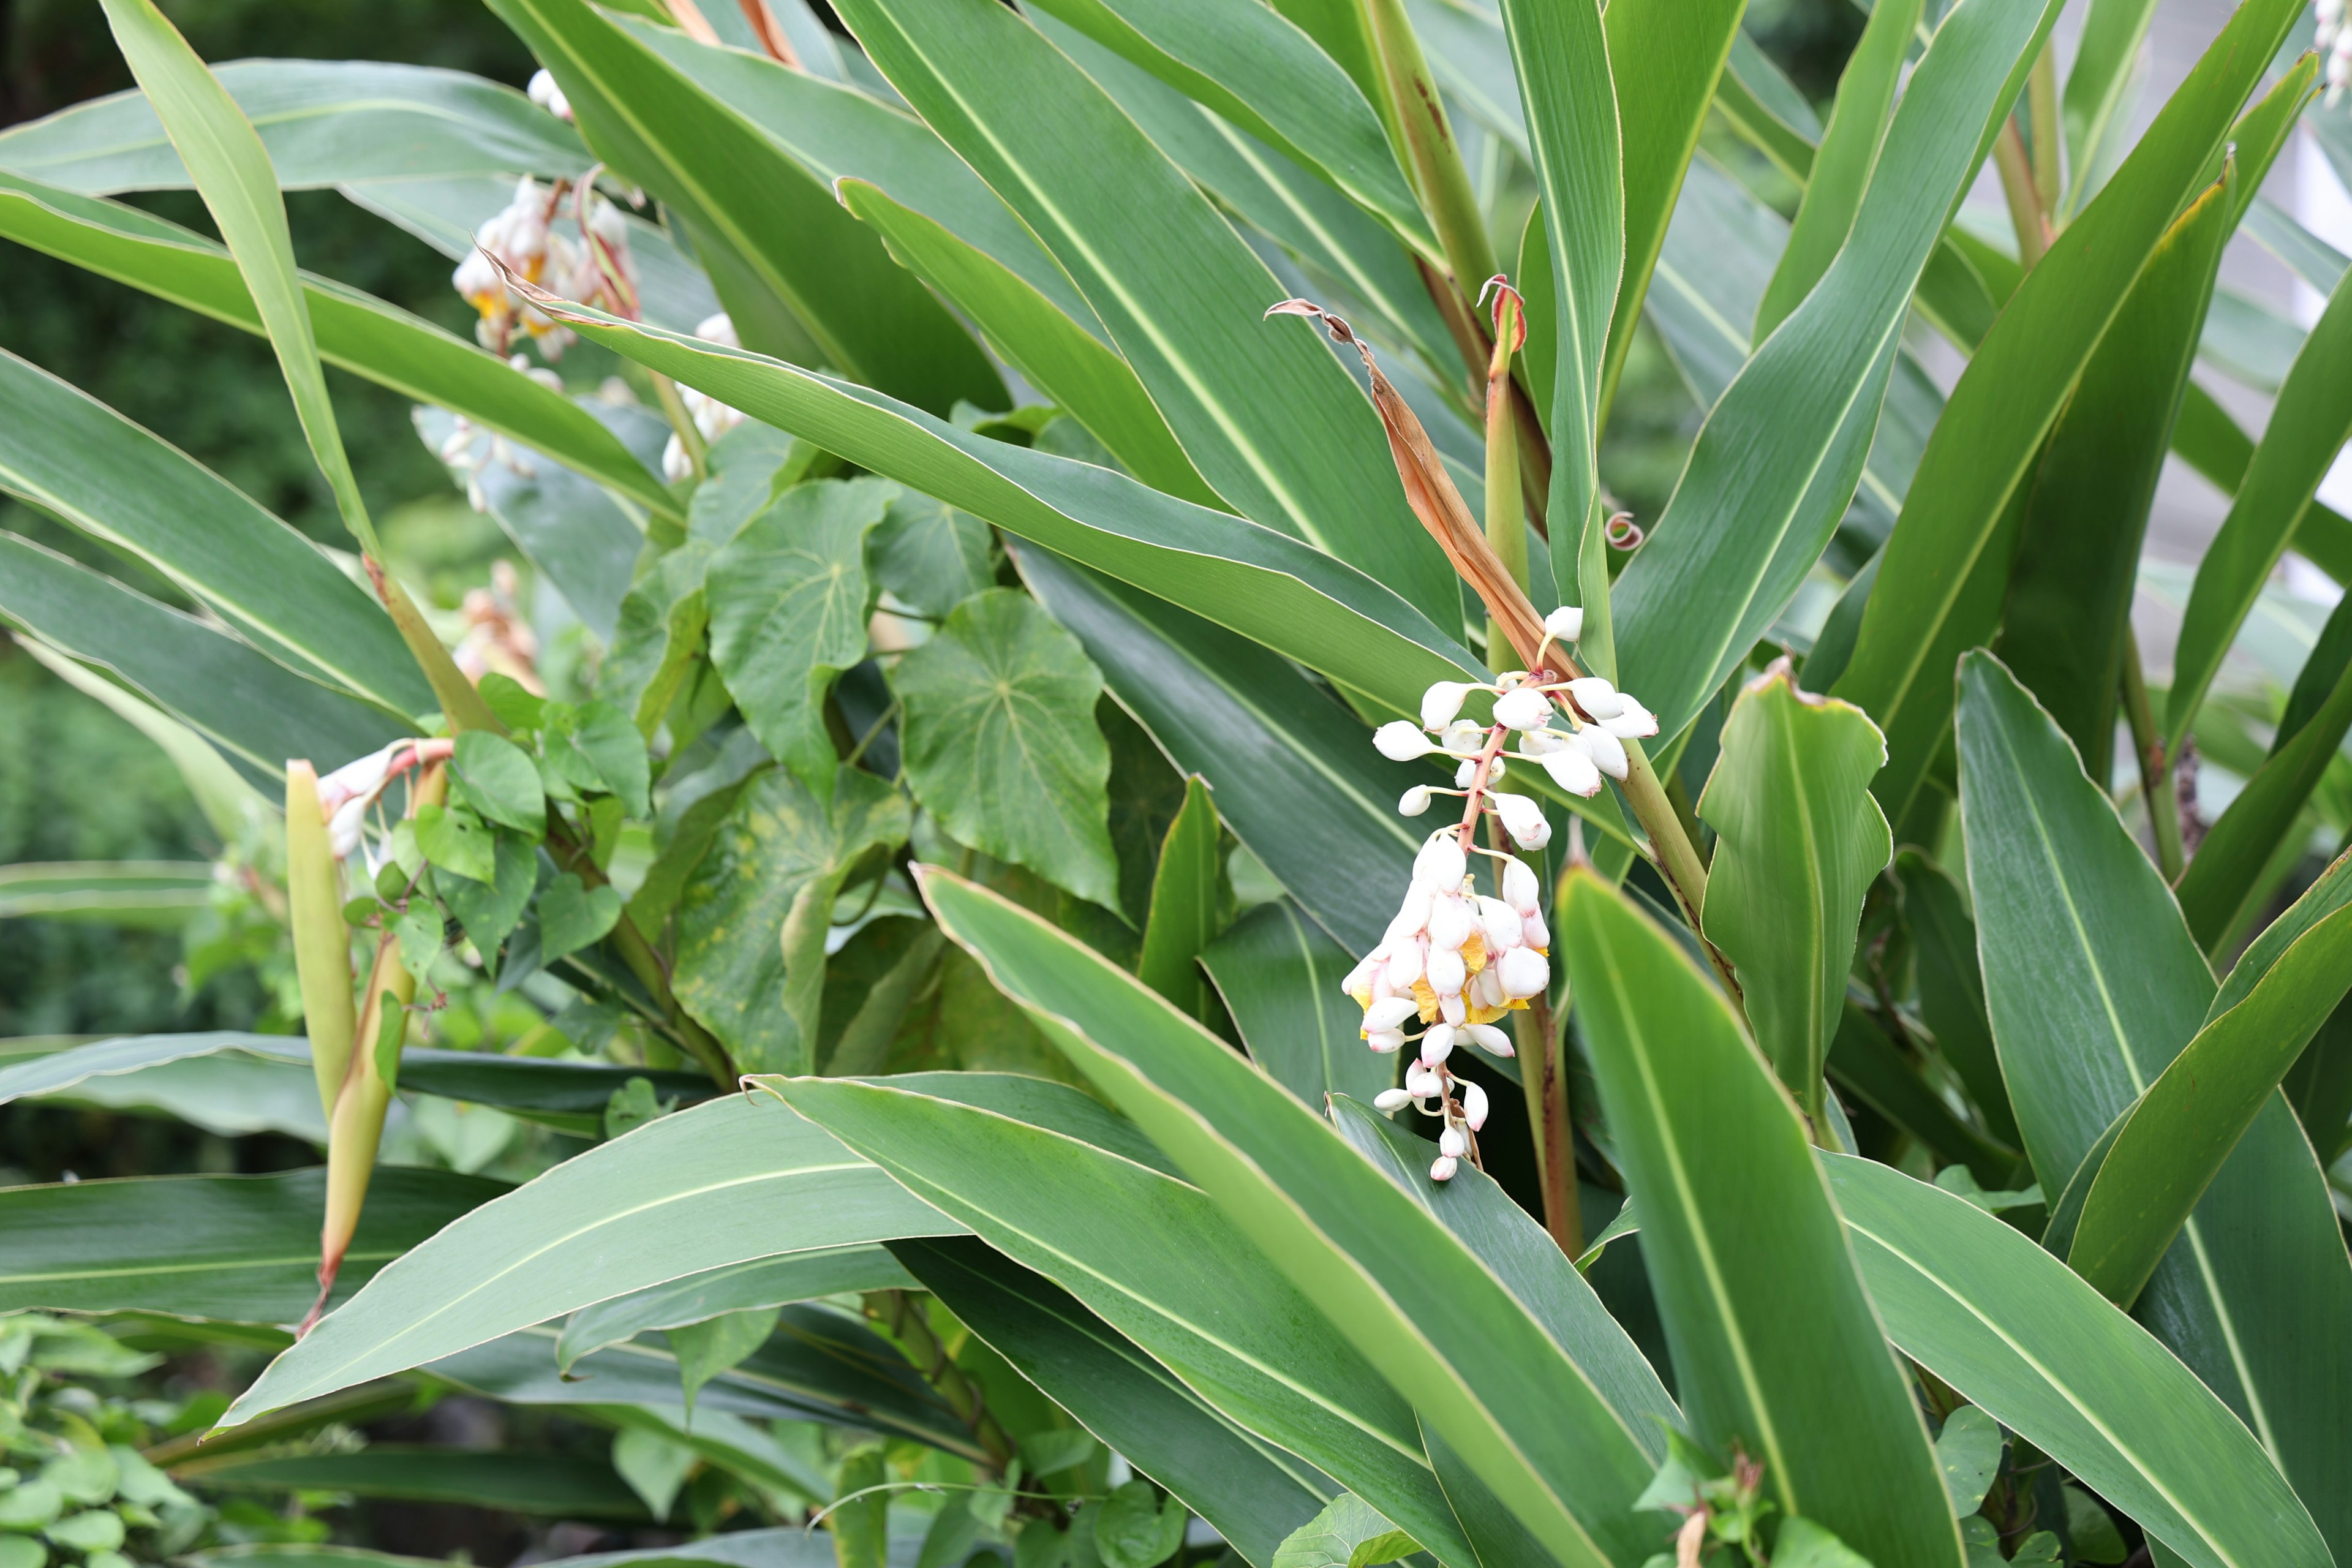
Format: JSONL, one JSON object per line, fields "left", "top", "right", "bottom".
{"left": 451, "top": 176, "right": 638, "bottom": 358}
{"left": 527, "top": 68, "right": 574, "bottom": 122}
{"left": 663, "top": 312, "right": 748, "bottom": 481}
{"left": 315, "top": 738, "right": 454, "bottom": 865}
{"left": 437, "top": 354, "right": 561, "bottom": 511}
{"left": 2323, "top": 0, "right": 2352, "bottom": 99}
{"left": 1345, "top": 604, "right": 1657, "bottom": 1180}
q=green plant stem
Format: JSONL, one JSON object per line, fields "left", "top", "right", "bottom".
{"left": 1483, "top": 292, "right": 1530, "bottom": 660}
{"left": 2028, "top": 45, "right": 2062, "bottom": 219}
{"left": 1520, "top": 987, "right": 1583, "bottom": 1256}
{"left": 1621, "top": 738, "right": 1746, "bottom": 1012}
{"left": 1362, "top": 0, "right": 1496, "bottom": 296}
{"left": 2121, "top": 625, "right": 2185, "bottom": 882}
{"left": 363, "top": 557, "right": 503, "bottom": 734}
{"left": 1993, "top": 118, "right": 2051, "bottom": 270}
{"left": 651, "top": 371, "right": 707, "bottom": 481}
{"left": 1416, "top": 258, "right": 1552, "bottom": 532}
{"left": 862, "top": 1288, "right": 1015, "bottom": 1470}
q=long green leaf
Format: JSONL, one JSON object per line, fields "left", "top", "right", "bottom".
{"left": 1953, "top": 650, "right": 2352, "bottom": 1560}
{"left": 2060, "top": 0, "right": 2164, "bottom": 217}
{"left": 183, "top": 1450, "right": 646, "bottom": 1518}
{"left": 486, "top": 0, "right": 1002, "bottom": 416}
{"left": 0, "top": 533, "right": 407, "bottom": 783}
{"left": 0, "top": 1167, "right": 500, "bottom": 1323}
{"left": 765, "top": 1074, "right": 1480, "bottom": 1566}
{"left": 94, "top": 0, "right": 380, "bottom": 556}
{"left": 0, "top": 346, "right": 429, "bottom": 715}
{"left": 2171, "top": 380, "right": 2352, "bottom": 586}
{"left": 1841, "top": 40, "right": 2310, "bottom": 818}
{"left": 898, "top": 1236, "right": 1334, "bottom": 1568}
{"left": 1696, "top": 665, "right": 1891, "bottom": 1128}
{"left": 1997, "top": 172, "right": 2233, "bottom": 781}
{"left": 1823, "top": 1155, "right": 2332, "bottom": 1568}
{"left": 1136, "top": 775, "right": 1222, "bottom": 1017}
{"left": 1826, "top": 1001, "right": 2018, "bottom": 1186}
{"left": 832, "top": 0, "right": 1460, "bottom": 625}
{"left": 2072, "top": 905, "right": 2352, "bottom": 1305}
{"left": 556, "top": 1250, "right": 919, "bottom": 1373}
{"left": 0, "top": 861, "right": 211, "bottom": 925}
{"left": 0, "top": 60, "right": 590, "bottom": 192}
{"left": 1613, "top": 0, "right": 2063, "bottom": 741}
{"left": 1895, "top": 849, "right": 2021, "bottom": 1148}
{"left": 1200, "top": 902, "right": 1395, "bottom": 1110}
{"left": 1556, "top": 869, "right": 1961, "bottom": 1568}
{"left": 913, "top": 870, "right": 1665, "bottom": 1568}
{"left": 218, "top": 1096, "right": 963, "bottom": 1426}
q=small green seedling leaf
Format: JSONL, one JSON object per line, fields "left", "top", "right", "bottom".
{"left": 392, "top": 902, "right": 443, "bottom": 982}
{"left": 1935, "top": 1405, "right": 2003, "bottom": 1515}
{"left": 450, "top": 731, "right": 546, "bottom": 836}
{"left": 414, "top": 802, "right": 496, "bottom": 884}
{"left": 538, "top": 873, "right": 622, "bottom": 964}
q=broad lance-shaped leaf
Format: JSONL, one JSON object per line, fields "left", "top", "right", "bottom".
{"left": 489, "top": 290, "right": 1484, "bottom": 722}
{"left": 0, "top": 1167, "right": 501, "bottom": 1323}
{"left": 895, "top": 588, "right": 1121, "bottom": 911}
{"left": 0, "top": 59, "right": 590, "bottom": 192}
{"left": 1555, "top": 870, "right": 1962, "bottom": 1568}
{"left": 673, "top": 768, "right": 911, "bottom": 1078}
{"left": 1823, "top": 1156, "right": 2334, "bottom": 1568}
{"left": 555, "top": 1249, "right": 919, "bottom": 1373}
{"left": 485, "top": 0, "right": 1003, "bottom": 418}
{"left": 764, "top": 1074, "right": 1481, "bottom": 1567}
{"left": 0, "top": 348, "right": 430, "bottom": 717}
{"left": 1136, "top": 775, "right": 1221, "bottom": 1019}
{"left": 1697, "top": 663, "right": 1891, "bottom": 1129}
{"left": 831, "top": 0, "right": 1461, "bottom": 628}
{"left": 0, "top": 532, "right": 407, "bottom": 786}
{"left": 217, "top": 1096, "right": 965, "bottom": 1426}
{"left": 911, "top": 869, "right": 1663, "bottom": 1568}
{"left": 2070, "top": 904, "right": 2352, "bottom": 1307}
{"left": 1953, "top": 650, "right": 2352, "bottom": 1561}
{"left": 0, "top": 861, "right": 212, "bottom": 924}
{"left": 2061, "top": 0, "right": 2162, "bottom": 217}
{"left": 1201, "top": 902, "right": 1395, "bottom": 1112}
{"left": 1609, "top": 0, "right": 2064, "bottom": 742}
{"left": 707, "top": 478, "right": 894, "bottom": 795}
{"left": 1839, "top": 34, "right": 2310, "bottom": 820}
{"left": 1997, "top": 170, "right": 2233, "bottom": 783}
{"left": 0, "top": 175, "right": 677, "bottom": 524}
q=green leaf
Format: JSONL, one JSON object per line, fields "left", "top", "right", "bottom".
{"left": 708, "top": 478, "right": 894, "bottom": 793}
{"left": 831, "top": 0, "right": 1459, "bottom": 627}
{"left": 217, "top": 1096, "right": 962, "bottom": 1426}
{"left": 1135, "top": 777, "right": 1221, "bottom": 1019}
{"left": 0, "top": 860, "right": 211, "bottom": 926}
{"left": 1894, "top": 850, "right": 2021, "bottom": 1148}
{"left": 1556, "top": 869, "right": 1961, "bottom": 1568}
{"left": 1754, "top": 0, "right": 1918, "bottom": 341}
{"left": 1953, "top": 650, "right": 2352, "bottom": 1559}
{"left": 414, "top": 804, "right": 496, "bottom": 886}
{"left": 0, "top": 175, "right": 675, "bottom": 526}
{"left": 596, "top": 1404, "right": 824, "bottom": 1506}
{"left": 1200, "top": 902, "right": 1394, "bottom": 1111}
{"left": 554, "top": 699, "right": 654, "bottom": 818}
{"left": 667, "top": 1306, "right": 778, "bottom": 1419}
{"left": 602, "top": 543, "right": 712, "bottom": 737}
{"left": 1612, "top": 0, "right": 2065, "bottom": 742}
{"left": 909, "top": 870, "right": 1661, "bottom": 1568}
{"left": 181, "top": 1450, "right": 647, "bottom": 1518}
{"left": 894, "top": 1236, "right": 1332, "bottom": 1568}
{"left": 869, "top": 491, "right": 994, "bottom": 620}
{"left": 1697, "top": 664, "right": 1891, "bottom": 1126}
{"left": 1934, "top": 1406, "right": 2002, "bottom": 1517}
{"left": 537, "top": 874, "right": 622, "bottom": 965}
{"left": 437, "top": 831, "right": 538, "bottom": 971}
{"left": 1092, "top": 1480, "right": 1186, "bottom": 1568}
{"left": 1999, "top": 175, "right": 2233, "bottom": 783}
{"left": 0, "top": 1166, "right": 500, "bottom": 1324}
{"left": 673, "top": 769, "right": 911, "bottom": 1076}
{"left": 0, "top": 533, "right": 405, "bottom": 785}
{"left": 0, "top": 60, "right": 590, "bottom": 192}
{"left": 895, "top": 589, "right": 1118, "bottom": 910}
{"left": 1823, "top": 1154, "right": 2334, "bottom": 1568}
{"left": 1770, "top": 1519, "right": 1872, "bottom": 1568}
{"left": 1270, "top": 1495, "right": 1417, "bottom": 1568}
{"left": 1827, "top": 1003, "right": 2019, "bottom": 1187}
{"left": 464, "top": 300, "right": 1483, "bottom": 722}
{"left": 0, "top": 347, "right": 429, "bottom": 717}
{"left": 2169, "top": 381, "right": 2352, "bottom": 586}
{"left": 450, "top": 733, "right": 545, "bottom": 838}
{"left": 484, "top": 0, "right": 1005, "bottom": 417}
{"left": 611, "top": 1427, "right": 694, "bottom": 1522}
{"left": 557, "top": 1249, "right": 917, "bottom": 1374}
{"left": 392, "top": 902, "right": 443, "bottom": 982}
{"left": 1841, "top": 40, "right": 2310, "bottom": 819}
{"left": 766, "top": 1074, "right": 1479, "bottom": 1566}
{"left": 2070, "top": 903, "right": 2352, "bottom": 1306}
{"left": 2061, "top": 0, "right": 2164, "bottom": 217}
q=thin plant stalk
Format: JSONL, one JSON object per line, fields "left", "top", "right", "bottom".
{"left": 2122, "top": 625, "right": 2185, "bottom": 881}
{"left": 1994, "top": 119, "right": 2052, "bottom": 270}
{"left": 1482, "top": 278, "right": 1532, "bottom": 661}
{"left": 1521, "top": 986, "right": 1581, "bottom": 1255}
{"left": 1360, "top": 0, "right": 1496, "bottom": 297}
{"left": 2028, "top": 45, "right": 2063, "bottom": 219}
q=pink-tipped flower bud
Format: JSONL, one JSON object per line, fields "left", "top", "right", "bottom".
{"left": 1365, "top": 1028, "right": 1407, "bottom": 1054}
{"left": 1428, "top": 895, "right": 1474, "bottom": 952}
{"left": 1430, "top": 1155, "right": 1458, "bottom": 1182}
{"left": 1476, "top": 897, "right": 1521, "bottom": 954}
{"left": 1427, "top": 946, "right": 1467, "bottom": 997}
{"left": 1463, "top": 1023, "right": 1515, "bottom": 1057}
{"left": 1492, "top": 791, "right": 1550, "bottom": 850}
{"left": 1439, "top": 1126, "right": 1468, "bottom": 1158}
{"left": 1414, "top": 834, "right": 1466, "bottom": 891}
{"left": 1543, "top": 605, "right": 1584, "bottom": 643}
{"left": 1374, "top": 721, "right": 1433, "bottom": 761}
{"left": 1540, "top": 745, "right": 1604, "bottom": 797}
{"left": 1399, "top": 785, "right": 1433, "bottom": 816}
{"left": 1492, "top": 687, "right": 1554, "bottom": 731}
{"left": 1502, "top": 857, "right": 1540, "bottom": 914}
{"left": 1599, "top": 696, "right": 1660, "bottom": 739}
{"left": 1573, "top": 726, "right": 1630, "bottom": 780}
{"left": 1461, "top": 1082, "right": 1490, "bottom": 1131}
{"left": 1374, "top": 1088, "right": 1414, "bottom": 1112}
{"left": 1419, "top": 1022, "right": 1457, "bottom": 1066}
{"left": 1439, "top": 992, "right": 1467, "bottom": 1025}
{"left": 1363, "top": 996, "right": 1419, "bottom": 1033}
{"left": 1498, "top": 946, "right": 1550, "bottom": 1001}
{"left": 1405, "top": 1063, "right": 1444, "bottom": 1098}
{"left": 1521, "top": 911, "right": 1550, "bottom": 949}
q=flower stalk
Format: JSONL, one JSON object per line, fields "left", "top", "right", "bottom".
{"left": 1481, "top": 277, "right": 1532, "bottom": 666}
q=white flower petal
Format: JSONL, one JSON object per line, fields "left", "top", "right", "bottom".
{"left": 1399, "top": 785, "right": 1433, "bottom": 816}
{"left": 1413, "top": 835, "right": 1466, "bottom": 891}
{"left": 1427, "top": 945, "right": 1467, "bottom": 996}
{"left": 1374, "top": 1088, "right": 1414, "bottom": 1112}
{"left": 1573, "top": 726, "right": 1630, "bottom": 781}
{"left": 1540, "top": 745, "right": 1604, "bottom": 797}
{"left": 1502, "top": 858, "right": 1540, "bottom": 914}
{"left": 1374, "top": 720, "right": 1433, "bottom": 761}
{"left": 1363, "top": 996, "right": 1419, "bottom": 1033}
{"left": 1419, "top": 1023, "right": 1457, "bottom": 1066}
{"left": 1463, "top": 1022, "right": 1515, "bottom": 1058}
{"left": 1566, "top": 676, "right": 1624, "bottom": 719}
{"left": 1542, "top": 605, "right": 1584, "bottom": 643}
{"left": 1499, "top": 946, "right": 1550, "bottom": 1000}
{"left": 1492, "top": 687, "right": 1554, "bottom": 731}
{"left": 1365, "top": 1028, "right": 1408, "bottom": 1054}
{"left": 1420, "top": 681, "right": 1471, "bottom": 729}
{"left": 1461, "top": 1082, "right": 1490, "bottom": 1131}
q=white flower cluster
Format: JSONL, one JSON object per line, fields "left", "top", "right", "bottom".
{"left": 2324, "top": 0, "right": 2352, "bottom": 98}
{"left": 439, "top": 355, "right": 561, "bottom": 511}
{"left": 451, "top": 176, "right": 636, "bottom": 358}
{"left": 527, "top": 68, "right": 573, "bottom": 122}
{"left": 313, "top": 739, "right": 454, "bottom": 864}
{"left": 663, "top": 313, "right": 748, "bottom": 481}
{"left": 1343, "top": 605, "right": 1657, "bottom": 1180}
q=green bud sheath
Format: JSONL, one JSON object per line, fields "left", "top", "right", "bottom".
{"left": 285, "top": 760, "right": 356, "bottom": 1121}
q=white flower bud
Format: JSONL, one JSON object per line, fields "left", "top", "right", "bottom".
{"left": 1420, "top": 682, "right": 1471, "bottom": 729}
{"left": 1374, "top": 720, "right": 1433, "bottom": 760}
{"left": 1502, "top": 858, "right": 1540, "bottom": 914}
{"left": 1599, "top": 696, "right": 1660, "bottom": 739}
{"left": 527, "top": 69, "right": 573, "bottom": 120}
{"left": 1476, "top": 897, "right": 1521, "bottom": 954}
{"left": 1430, "top": 1155, "right": 1458, "bottom": 1182}
{"left": 1365, "top": 1028, "right": 1407, "bottom": 1054}
{"left": 1516, "top": 728, "right": 1567, "bottom": 756}
{"left": 1521, "top": 910, "right": 1550, "bottom": 949}
{"left": 1566, "top": 677, "right": 1624, "bottom": 719}
{"left": 1374, "top": 1088, "right": 1414, "bottom": 1112}
{"left": 1492, "top": 687, "right": 1555, "bottom": 731}
{"left": 1419, "top": 1023, "right": 1457, "bottom": 1066}
{"left": 1428, "top": 896, "right": 1474, "bottom": 952}
{"left": 1439, "top": 1126, "right": 1468, "bottom": 1158}
{"left": 1455, "top": 758, "right": 1480, "bottom": 788}
{"left": 1573, "top": 726, "right": 1630, "bottom": 781}
{"left": 1492, "top": 791, "right": 1551, "bottom": 850}
{"left": 1463, "top": 1022, "right": 1515, "bottom": 1057}
{"left": 1461, "top": 1082, "right": 1491, "bottom": 1130}
{"left": 1414, "top": 835, "right": 1467, "bottom": 891}
{"left": 1363, "top": 996, "right": 1419, "bottom": 1033}
{"left": 1470, "top": 965, "right": 1506, "bottom": 1011}
{"left": 327, "top": 794, "right": 371, "bottom": 860}
{"left": 1441, "top": 720, "right": 1487, "bottom": 753}
{"left": 1388, "top": 937, "right": 1427, "bottom": 989}
{"left": 1399, "top": 785, "right": 1433, "bottom": 816}
{"left": 1439, "top": 992, "right": 1467, "bottom": 1025}
{"left": 1499, "top": 946, "right": 1550, "bottom": 1000}
{"left": 1427, "top": 945, "right": 1467, "bottom": 996}
{"left": 1405, "top": 1063, "right": 1443, "bottom": 1098}
{"left": 1385, "top": 886, "right": 1433, "bottom": 946}
{"left": 1544, "top": 605, "right": 1585, "bottom": 643}
{"left": 1541, "top": 745, "right": 1604, "bottom": 797}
